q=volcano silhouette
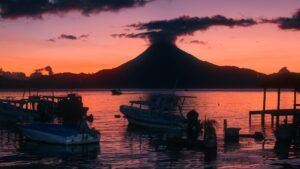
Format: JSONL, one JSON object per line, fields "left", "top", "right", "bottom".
{"left": 94, "top": 42, "right": 265, "bottom": 88}
{"left": 3, "top": 42, "right": 300, "bottom": 89}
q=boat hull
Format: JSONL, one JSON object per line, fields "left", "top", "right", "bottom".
{"left": 127, "top": 117, "right": 186, "bottom": 131}
{"left": 120, "top": 105, "right": 187, "bottom": 131}
{"left": 19, "top": 124, "right": 100, "bottom": 145}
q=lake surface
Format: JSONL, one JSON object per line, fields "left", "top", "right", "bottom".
{"left": 0, "top": 90, "right": 300, "bottom": 169}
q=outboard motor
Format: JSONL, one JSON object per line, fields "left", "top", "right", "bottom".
{"left": 186, "top": 110, "right": 202, "bottom": 139}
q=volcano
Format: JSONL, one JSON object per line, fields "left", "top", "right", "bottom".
{"left": 2, "top": 43, "right": 300, "bottom": 89}
{"left": 94, "top": 43, "right": 266, "bottom": 88}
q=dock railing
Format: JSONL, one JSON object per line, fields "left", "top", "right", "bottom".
{"left": 249, "top": 88, "right": 299, "bottom": 128}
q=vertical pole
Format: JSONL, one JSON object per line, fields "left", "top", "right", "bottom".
{"left": 262, "top": 88, "right": 266, "bottom": 127}
{"left": 276, "top": 88, "right": 281, "bottom": 128}
{"left": 224, "top": 119, "right": 228, "bottom": 140}
{"left": 293, "top": 89, "right": 297, "bottom": 124}
{"left": 271, "top": 115, "right": 274, "bottom": 127}
{"left": 249, "top": 113, "right": 251, "bottom": 126}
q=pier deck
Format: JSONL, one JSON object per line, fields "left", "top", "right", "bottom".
{"left": 249, "top": 88, "right": 300, "bottom": 127}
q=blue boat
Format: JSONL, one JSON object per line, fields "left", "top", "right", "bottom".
{"left": 19, "top": 123, "right": 100, "bottom": 145}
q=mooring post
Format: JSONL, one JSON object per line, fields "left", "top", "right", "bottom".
{"left": 271, "top": 115, "right": 274, "bottom": 127}
{"left": 249, "top": 112, "right": 251, "bottom": 126}
{"left": 293, "top": 89, "right": 297, "bottom": 123}
{"left": 262, "top": 88, "right": 266, "bottom": 127}
{"left": 276, "top": 88, "right": 281, "bottom": 128}
{"left": 224, "top": 119, "right": 227, "bottom": 140}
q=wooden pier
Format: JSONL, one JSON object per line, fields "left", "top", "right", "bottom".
{"left": 249, "top": 88, "right": 300, "bottom": 128}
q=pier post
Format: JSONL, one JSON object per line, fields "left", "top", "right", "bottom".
{"left": 262, "top": 88, "right": 266, "bottom": 127}
{"left": 276, "top": 88, "right": 281, "bottom": 128}
{"left": 249, "top": 113, "right": 251, "bottom": 126}
{"left": 293, "top": 89, "right": 297, "bottom": 123}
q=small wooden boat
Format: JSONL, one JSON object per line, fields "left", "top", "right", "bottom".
{"left": 120, "top": 94, "right": 197, "bottom": 131}
{"left": 0, "top": 93, "right": 89, "bottom": 123}
{"left": 111, "top": 89, "right": 122, "bottom": 95}
{"left": 19, "top": 123, "right": 100, "bottom": 145}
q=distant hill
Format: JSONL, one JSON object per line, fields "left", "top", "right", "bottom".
{"left": 93, "top": 42, "right": 266, "bottom": 88}
{"left": 0, "top": 43, "right": 299, "bottom": 89}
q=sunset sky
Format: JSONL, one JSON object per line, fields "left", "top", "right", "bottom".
{"left": 0, "top": 0, "right": 300, "bottom": 75}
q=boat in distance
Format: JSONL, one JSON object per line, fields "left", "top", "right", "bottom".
{"left": 19, "top": 123, "right": 100, "bottom": 145}
{"left": 120, "top": 94, "right": 198, "bottom": 131}
{"left": 111, "top": 89, "right": 122, "bottom": 95}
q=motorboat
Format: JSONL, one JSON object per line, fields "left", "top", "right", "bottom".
{"left": 18, "top": 93, "right": 101, "bottom": 145}
{"left": 0, "top": 93, "right": 89, "bottom": 123}
{"left": 19, "top": 123, "right": 100, "bottom": 145}
{"left": 111, "top": 89, "right": 122, "bottom": 95}
{"left": 120, "top": 94, "right": 198, "bottom": 131}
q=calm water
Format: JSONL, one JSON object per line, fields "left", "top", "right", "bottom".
{"left": 0, "top": 90, "right": 300, "bottom": 169}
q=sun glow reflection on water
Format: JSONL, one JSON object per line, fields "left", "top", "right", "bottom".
{"left": 0, "top": 90, "right": 300, "bottom": 169}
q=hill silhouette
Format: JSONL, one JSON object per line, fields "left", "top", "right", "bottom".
{"left": 93, "top": 42, "right": 265, "bottom": 88}
{"left": 1, "top": 42, "right": 299, "bottom": 89}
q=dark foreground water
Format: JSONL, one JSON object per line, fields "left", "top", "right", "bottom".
{"left": 0, "top": 90, "right": 300, "bottom": 169}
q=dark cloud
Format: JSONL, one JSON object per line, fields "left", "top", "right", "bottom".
{"left": 178, "top": 38, "right": 207, "bottom": 45}
{"left": 79, "top": 34, "right": 89, "bottom": 38}
{"left": 46, "top": 38, "right": 56, "bottom": 42}
{"left": 0, "top": 0, "right": 153, "bottom": 19}
{"left": 262, "top": 9, "right": 300, "bottom": 30}
{"left": 59, "top": 34, "right": 78, "bottom": 40}
{"left": 190, "top": 40, "right": 207, "bottom": 45}
{"left": 113, "top": 15, "right": 257, "bottom": 44}
{"left": 48, "top": 33, "right": 89, "bottom": 42}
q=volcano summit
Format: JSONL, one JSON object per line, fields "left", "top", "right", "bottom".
{"left": 93, "top": 42, "right": 265, "bottom": 88}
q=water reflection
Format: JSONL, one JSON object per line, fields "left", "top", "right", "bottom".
{"left": 274, "top": 141, "right": 291, "bottom": 160}
{"left": 1, "top": 90, "right": 300, "bottom": 168}
{"left": 18, "top": 141, "right": 100, "bottom": 159}
{"left": 124, "top": 125, "right": 218, "bottom": 169}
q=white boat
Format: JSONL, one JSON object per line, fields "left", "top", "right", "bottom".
{"left": 19, "top": 123, "right": 100, "bottom": 145}
{"left": 120, "top": 94, "right": 197, "bottom": 131}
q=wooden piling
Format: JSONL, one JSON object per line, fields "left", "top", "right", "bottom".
{"left": 262, "top": 88, "right": 266, "bottom": 127}
{"left": 293, "top": 89, "right": 297, "bottom": 123}
{"left": 249, "top": 113, "right": 251, "bottom": 126}
{"left": 276, "top": 88, "right": 281, "bottom": 128}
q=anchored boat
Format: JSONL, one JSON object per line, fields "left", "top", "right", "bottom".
{"left": 13, "top": 92, "right": 101, "bottom": 145}
{"left": 111, "top": 89, "right": 122, "bottom": 95}
{"left": 19, "top": 123, "right": 100, "bottom": 145}
{"left": 120, "top": 94, "right": 199, "bottom": 132}
{"left": 0, "top": 93, "right": 89, "bottom": 123}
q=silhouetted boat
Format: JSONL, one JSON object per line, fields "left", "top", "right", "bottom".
{"left": 111, "top": 89, "right": 122, "bottom": 95}
{"left": 19, "top": 123, "right": 100, "bottom": 145}
{"left": 0, "top": 93, "right": 91, "bottom": 123}
{"left": 120, "top": 94, "right": 197, "bottom": 131}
